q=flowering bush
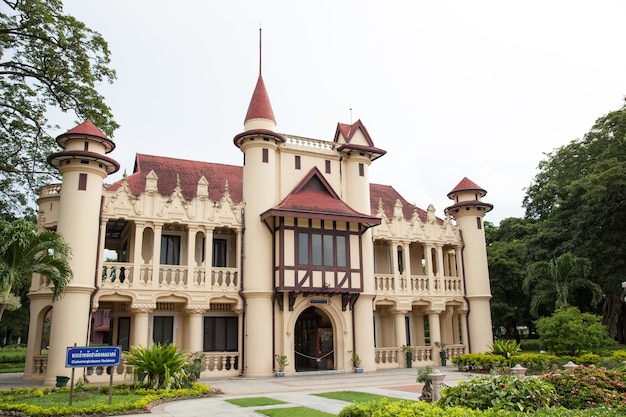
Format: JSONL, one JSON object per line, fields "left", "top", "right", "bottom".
{"left": 540, "top": 366, "right": 626, "bottom": 409}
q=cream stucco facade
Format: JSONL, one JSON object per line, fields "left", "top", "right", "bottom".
{"left": 24, "top": 69, "right": 493, "bottom": 386}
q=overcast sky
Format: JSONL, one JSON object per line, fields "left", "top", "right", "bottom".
{"left": 57, "top": 1, "right": 626, "bottom": 225}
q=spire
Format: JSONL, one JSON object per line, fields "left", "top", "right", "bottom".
{"left": 244, "top": 28, "right": 276, "bottom": 131}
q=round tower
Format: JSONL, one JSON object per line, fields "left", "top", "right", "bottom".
{"left": 233, "top": 69, "right": 285, "bottom": 376}
{"left": 445, "top": 177, "right": 493, "bottom": 353}
{"left": 43, "top": 121, "right": 119, "bottom": 386}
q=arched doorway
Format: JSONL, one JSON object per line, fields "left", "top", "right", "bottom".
{"left": 294, "top": 306, "right": 334, "bottom": 371}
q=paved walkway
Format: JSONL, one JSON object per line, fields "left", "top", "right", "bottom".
{"left": 0, "top": 367, "right": 475, "bottom": 416}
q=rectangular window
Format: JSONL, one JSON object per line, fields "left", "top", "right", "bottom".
{"left": 262, "top": 148, "right": 269, "bottom": 163}
{"left": 298, "top": 233, "right": 308, "bottom": 264}
{"left": 153, "top": 316, "right": 174, "bottom": 345}
{"left": 160, "top": 235, "right": 180, "bottom": 265}
{"left": 117, "top": 317, "right": 130, "bottom": 352}
{"left": 297, "top": 231, "right": 349, "bottom": 268}
{"left": 295, "top": 155, "right": 301, "bottom": 169}
{"left": 311, "top": 233, "right": 322, "bottom": 266}
{"left": 359, "top": 163, "right": 364, "bottom": 177}
{"left": 84, "top": 141, "right": 89, "bottom": 151}
{"left": 78, "top": 173, "right": 87, "bottom": 191}
{"left": 323, "top": 234, "right": 334, "bottom": 266}
{"left": 212, "top": 238, "right": 227, "bottom": 267}
{"left": 203, "top": 317, "right": 238, "bottom": 351}
{"left": 476, "top": 217, "right": 482, "bottom": 229}
{"left": 336, "top": 236, "right": 346, "bottom": 267}
{"left": 325, "top": 160, "right": 331, "bottom": 174}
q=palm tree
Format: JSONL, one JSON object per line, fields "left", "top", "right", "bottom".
{"left": 0, "top": 219, "right": 72, "bottom": 322}
{"left": 523, "top": 252, "right": 602, "bottom": 317}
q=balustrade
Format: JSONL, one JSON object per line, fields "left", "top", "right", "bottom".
{"left": 374, "top": 273, "right": 461, "bottom": 296}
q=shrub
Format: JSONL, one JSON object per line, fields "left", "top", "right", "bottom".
{"left": 123, "top": 343, "right": 190, "bottom": 390}
{"left": 489, "top": 339, "right": 521, "bottom": 358}
{"left": 535, "top": 307, "right": 614, "bottom": 356}
{"left": 438, "top": 374, "right": 558, "bottom": 412}
{"left": 540, "top": 366, "right": 626, "bottom": 409}
{"left": 452, "top": 352, "right": 504, "bottom": 372}
{"left": 509, "top": 352, "right": 561, "bottom": 374}
{"left": 576, "top": 353, "right": 600, "bottom": 366}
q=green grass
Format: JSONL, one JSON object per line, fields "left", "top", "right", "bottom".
{"left": 14, "top": 390, "right": 146, "bottom": 408}
{"left": 314, "top": 390, "right": 404, "bottom": 403}
{"left": 256, "top": 406, "right": 335, "bottom": 417}
{"left": 226, "top": 397, "right": 287, "bottom": 407}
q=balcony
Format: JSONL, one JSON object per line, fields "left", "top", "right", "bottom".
{"left": 100, "top": 262, "right": 239, "bottom": 293}
{"left": 374, "top": 273, "right": 463, "bottom": 297}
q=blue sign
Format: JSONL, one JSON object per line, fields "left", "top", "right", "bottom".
{"left": 66, "top": 346, "right": 121, "bottom": 368}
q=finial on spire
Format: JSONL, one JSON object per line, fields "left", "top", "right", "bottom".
{"left": 259, "top": 25, "right": 262, "bottom": 76}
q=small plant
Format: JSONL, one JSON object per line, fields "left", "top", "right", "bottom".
{"left": 123, "top": 342, "right": 190, "bottom": 390}
{"left": 274, "top": 354, "right": 288, "bottom": 372}
{"left": 416, "top": 366, "right": 433, "bottom": 401}
{"left": 489, "top": 339, "right": 522, "bottom": 358}
{"left": 401, "top": 345, "right": 414, "bottom": 353}
{"left": 438, "top": 374, "right": 558, "bottom": 411}
{"left": 348, "top": 350, "right": 361, "bottom": 368}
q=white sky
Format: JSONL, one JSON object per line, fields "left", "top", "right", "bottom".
{"left": 57, "top": 0, "right": 626, "bottom": 225}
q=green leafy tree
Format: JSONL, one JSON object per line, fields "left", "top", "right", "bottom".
{"left": 523, "top": 105, "right": 626, "bottom": 341}
{"left": 0, "top": 0, "right": 117, "bottom": 216}
{"left": 523, "top": 252, "right": 601, "bottom": 318}
{"left": 486, "top": 218, "right": 534, "bottom": 341}
{"left": 535, "top": 307, "right": 613, "bottom": 356}
{"left": 0, "top": 218, "right": 72, "bottom": 322}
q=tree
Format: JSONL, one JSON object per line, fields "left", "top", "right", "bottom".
{"left": 0, "top": 218, "right": 72, "bottom": 322}
{"left": 522, "top": 104, "right": 626, "bottom": 341}
{"left": 0, "top": 0, "right": 117, "bottom": 216}
{"left": 486, "top": 219, "right": 534, "bottom": 341}
{"left": 523, "top": 252, "right": 601, "bottom": 318}
{"left": 535, "top": 307, "right": 613, "bottom": 356}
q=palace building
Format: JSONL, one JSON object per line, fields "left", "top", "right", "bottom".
{"left": 24, "top": 58, "right": 493, "bottom": 386}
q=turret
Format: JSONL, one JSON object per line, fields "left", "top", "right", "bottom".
{"left": 43, "top": 121, "right": 119, "bottom": 386}
{"left": 445, "top": 177, "right": 493, "bottom": 353}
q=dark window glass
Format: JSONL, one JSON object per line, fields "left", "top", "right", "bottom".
{"left": 325, "top": 160, "right": 331, "bottom": 174}
{"left": 295, "top": 155, "right": 301, "bottom": 169}
{"left": 476, "top": 217, "right": 482, "bottom": 230}
{"left": 336, "top": 236, "right": 346, "bottom": 267}
{"left": 213, "top": 238, "right": 227, "bottom": 267}
{"left": 262, "top": 148, "right": 268, "bottom": 163}
{"left": 311, "top": 233, "right": 322, "bottom": 266}
{"left": 298, "top": 233, "right": 308, "bottom": 264}
{"left": 153, "top": 316, "right": 174, "bottom": 344}
{"left": 160, "top": 235, "right": 180, "bottom": 265}
{"left": 359, "top": 163, "right": 364, "bottom": 177}
{"left": 323, "top": 235, "right": 334, "bottom": 266}
{"left": 78, "top": 173, "right": 87, "bottom": 190}
{"left": 203, "top": 317, "right": 238, "bottom": 351}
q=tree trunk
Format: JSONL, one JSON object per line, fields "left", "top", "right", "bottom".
{"left": 602, "top": 295, "right": 625, "bottom": 343}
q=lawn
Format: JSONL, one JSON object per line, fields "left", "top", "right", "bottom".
{"left": 314, "top": 390, "right": 405, "bottom": 403}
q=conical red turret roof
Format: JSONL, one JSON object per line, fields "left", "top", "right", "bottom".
{"left": 244, "top": 75, "right": 275, "bottom": 124}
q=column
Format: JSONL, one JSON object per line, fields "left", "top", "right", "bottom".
{"left": 459, "top": 310, "right": 469, "bottom": 348}
{"left": 151, "top": 223, "right": 162, "bottom": 289}
{"left": 204, "top": 228, "right": 213, "bottom": 290}
{"left": 131, "top": 306, "right": 152, "bottom": 348}
{"left": 413, "top": 311, "right": 425, "bottom": 346}
{"left": 428, "top": 309, "right": 443, "bottom": 364}
{"left": 393, "top": 310, "right": 408, "bottom": 366}
{"left": 186, "top": 226, "right": 196, "bottom": 287}
{"left": 132, "top": 222, "right": 144, "bottom": 283}
{"left": 187, "top": 308, "right": 204, "bottom": 353}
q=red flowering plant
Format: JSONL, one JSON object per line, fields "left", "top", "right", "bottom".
{"left": 539, "top": 366, "right": 626, "bottom": 410}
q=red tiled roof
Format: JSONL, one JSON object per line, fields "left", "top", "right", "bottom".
{"left": 447, "top": 177, "right": 486, "bottom": 199}
{"left": 106, "top": 154, "right": 436, "bottom": 223}
{"left": 370, "top": 184, "right": 435, "bottom": 223}
{"left": 106, "top": 154, "right": 243, "bottom": 202}
{"left": 334, "top": 120, "right": 374, "bottom": 146}
{"left": 261, "top": 168, "right": 381, "bottom": 226}
{"left": 56, "top": 120, "right": 115, "bottom": 152}
{"left": 244, "top": 75, "right": 276, "bottom": 123}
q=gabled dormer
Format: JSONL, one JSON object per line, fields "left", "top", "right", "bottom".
{"left": 333, "top": 119, "right": 386, "bottom": 161}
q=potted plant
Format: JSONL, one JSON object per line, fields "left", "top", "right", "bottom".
{"left": 416, "top": 366, "right": 433, "bottom": 401}
{"left": 435, "top": 341, "right": 447, "bottom": 366}
{"left": 348, "top": 350, "right": 363, "bottom": 373}
{"left": 275, "top": 354, "right": 288, "bottom": 377}
{"left": 402, "top": 345, "right": 414, "bottom": 368}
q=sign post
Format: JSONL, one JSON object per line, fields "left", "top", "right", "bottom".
{"left": 65, "top": 346, "right": 121, "bottom": 405}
